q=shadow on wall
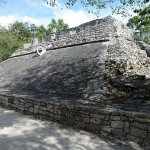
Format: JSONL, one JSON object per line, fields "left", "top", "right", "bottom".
{"left": 2, "top": 55, "right": 96, "bottom": 101}
{"left": 0, "top": 107, "right": 139, "bottom": 150}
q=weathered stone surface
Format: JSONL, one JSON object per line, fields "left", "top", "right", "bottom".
{"left": 75, "top": 121, "right": 85, "bottom": 128}
{"left": 110, "top": 116, "right": 120, "bottom": 121}
{"left": 85, "top": 123, "right": 100, "bottom": 131}
{"left": 124, "top": 122, "right": 129, "bottom": 134}
{"left": 83, "top": 117, "right": 90, "bottom": 123}
{"left": 136, "top": 41, "right": 150, "bottom": 57}
{"left": 112, "top": 128, "right": 124, "bottom": 137}
{"left": 0, "top": 42, "right": 108, "bottom": 101}
{"left": 130, "top": 127, "right": 147, "bottom": 138}
{"left": 111, "top": 121, "right": 123, "bottom": 129}
{"left": 144, "top": 133, "right": 150, "bottom": 146}
{"left": 101, "top": 125, "right": 111, "bottom": 133}
{"left": 90, "top": 118, "right": 101, "bottom": 125}
{"left": 132, "top": 122, "right": 147, "bottom": 130}
{"left": 127, "top": 135, "right": 142, "bottom": 144}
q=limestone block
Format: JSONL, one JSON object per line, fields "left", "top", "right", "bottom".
{"left": 90, "top": 118, "right": 101, "bottom": 125}
{"left": 132, "top": 122, "right": 147, "bottom": 130}
{"left": 85, "top": 123, "right": 100, "bottom": 131}
{"left": 101, "top": 125, "right": 111, "bottom": 133}
{"left": 130, "top": 127, "right": 147, "bottom": 138}
{"left": 83, "top": 117, "right": 90, "bottom": 123}
{"left": 110, "top": 116, "right": 120, "bottom": 121}
{"left": 144, "top": 133, "right": 150, "bottom": 146}
{"left": 111, "top": 121, "right": 123, "bottom": 129}
{"left": 112, "top": 128, "right": 124, "bottom": 137}
{"left": 75, "top": 121, "right": 85, "bottom": 129}
{"left": 124, "top": 122, "right": 129, "bottom": 134}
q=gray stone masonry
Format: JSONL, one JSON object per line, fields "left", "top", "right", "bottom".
{"left": 0, "top": 94, "right": 150, "bottom": 146}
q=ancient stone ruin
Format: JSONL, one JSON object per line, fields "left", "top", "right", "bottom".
{"left": 0, "top": 16, "right": 150, "bottom": 146}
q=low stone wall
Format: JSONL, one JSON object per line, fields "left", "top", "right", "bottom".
{"left": 0, "top": 94, "right": 149, "bottom": 147}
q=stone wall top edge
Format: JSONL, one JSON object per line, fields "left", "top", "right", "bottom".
{"left": 57, "top": 16, "right": 115, "bottom": 34}
{"left": 10, "top": 39, "right": 110, "bottom": 58}
{"left": 0, "top": 94, "right": 150, "bottom": 117}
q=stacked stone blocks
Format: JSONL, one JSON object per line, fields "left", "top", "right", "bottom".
{"left": 0, "top": 95, "right": 149, "bottom": 146}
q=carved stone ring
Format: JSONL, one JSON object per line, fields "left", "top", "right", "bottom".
{"left": 36, "top": 45, "right": 47, "bottom": 56}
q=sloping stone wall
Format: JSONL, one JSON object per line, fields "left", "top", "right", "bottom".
{"left": 0, "top": 94, "right": 150, "bottom": 147}
{"left": 8, "top": 16, "right": 150, "bottom": 101}
{"left": 0, "top": 42, "right": 109, "bottom": 100}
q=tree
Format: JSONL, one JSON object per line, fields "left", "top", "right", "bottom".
{"left": 128, "top": 5, "right": 150, "bottom": 30}
{"left": 46, "top": 0, "right": 150, "bottom": 16}
{"left": 47, "top": 19, "right": 69, "bottom": 35}
{"left": 34, "top": 19, "right": 69, "bottom": 37}
{"left": 8, "top": 21, "right": 32, "bottom": 42}
{"left": 36, "top": 25, "right": 47, "bottom": 38}
{"left": 30, "top": 24, "right": 38, "bottom": 37}
{"left": 127, "top": 5, "right": 150, "bottom": 42}
{"left": 127, "top": 5, "right": 150, "bottom": 43}
{"left": 1, "top": 0, "right": 149, "bottom": 16}
{"left": 0, "top": 27, "right": 21, "bottom": 62}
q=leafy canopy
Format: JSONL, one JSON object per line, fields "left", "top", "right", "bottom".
{"left": 127, "top": 5, "right": 150, "bottom": 43}
{"left": 1, "top": 0, "right": 149, "bottom": 16}
{"left": 0, "top": 26, "right": 21, "bottom": 62}
{"left": 46, "top": 0, "right": 150, "bottom": 16}
{"left": 127, "top": 5, "right": 150, "bottom": 30}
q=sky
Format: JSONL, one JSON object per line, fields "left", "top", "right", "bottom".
{"left": 0, "top": 0, "right": 136, "bottom": 28}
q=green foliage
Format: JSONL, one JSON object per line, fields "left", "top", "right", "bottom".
{"left": 128, "top": 5, "right": 150, "bottom": 30}
{"left": 0, "top": 27, "right": 21, "bottom": 62}
{"left": 46, "top": 0, "right": 150, "bottom": 16}
{"left": 127, "top": 5, "right": 150, "bottom": 43}
{"left": 47, "top": 19, "right": 69, "bottom": 34}
{"left": 9, "top": 21, "right": 36, "bottom": 42}
{"left": 34, "top": 25, "right": 48, "bottom": 38}
{"left": 144, "top": 36, "right": 150, "bottom": 43}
